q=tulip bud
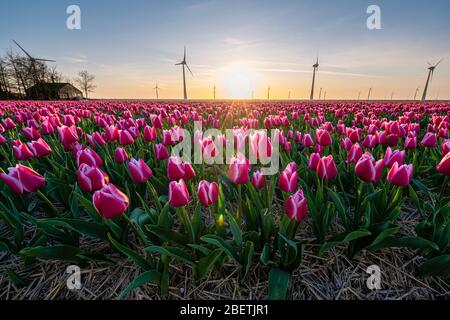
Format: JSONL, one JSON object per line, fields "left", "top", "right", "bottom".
{"left": 251, "top": 170, "right": 266, "bottom": 189}
{"left": 128, "top": 158, "right": 153, "bottom": 183}
{"left": 197, "top": 180, "right": 219, "bottom": 207}
{"left": 317, "top": 155, "right": 338, "bottom": 179}
{"left": 93, "top": 184, "right": 130, "bottom": 219}
{"left": 155, "top": 143, "right": 169, "bottom": 160}
{"left": 284, "top": 189, "right": 308, "bottom": 222}
{"left": 227, "top": 153, "right": 251, "bottom": 185}
{"left": 278, "top": 162, "right": 298, "bottom": 193}
{"left": 387, "top": 162, "right": 413, "bottom": 187}
{"left": 168, "top": 179, "right": 190, "bottom": 207}
{"left": 114, "top": 147, "right": 129, "bottom": 163}
{"left": 437, "top": 153, "right": 450, "bottom": 176}
{"left": 77, "top": 163, "right": 109, "bottom": 192}
{"left": 0, "top": 164, "right": 45, "bottom": 195}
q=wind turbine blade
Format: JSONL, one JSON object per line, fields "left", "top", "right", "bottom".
{"left": 184, "top": 46, "right": 186, "bottom": 62}
{"left": 185, "top": 63, "right": 194, "bottom": 77}
{"left": 175, "top": 62, "right": 183, "bottom": 65}
{"left": 35, "top": 58, "right": 56, "bottom": 62}
{"left": 435, "top": 58, "right": 444, "bottom": 67}
{"left": 12, "top": 40, "right": 33, "bottom": 59}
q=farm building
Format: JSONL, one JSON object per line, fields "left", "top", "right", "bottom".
{"left": 26, "top": 83, "right": 83, "bottom": 100}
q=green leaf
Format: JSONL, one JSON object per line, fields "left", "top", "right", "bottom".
{"left": 73, "top": 192, "right": 101, "bottom": 223}
{"left": 268, "top": 268, "right": 291, "bottom": 300}
{"left": 419, "top": 254, "right": 450, "bottom": 278}
{"left": 201, "top": 235, "right": 241, "bottom": 267}
{"left": 260, "top": 244, "right": 277, "bottom": 266}
{"left": 116, "top": 270, "right": 161, "bottom": 300}
{"left": 108, "top": 234, "right": 152, "bottom": 270}
{"left": 226, "top": 212, "right": 242, "bottom": 246}
{"left": 147, "top": 225, "right": 186, "bottom": 245}
{"left": 6, "top": 268, "right": 28, "bottom": 288}
{"left": 319, "top": 230, "right": 371, "bottom": 255}
{"left": 197, "top": 249, "right": 222, "bottom": 281}
{"left": 369, "top": 236, "right": 440, "bottom": 252}
{"left": 145, "top": 245, "right": 196, "bottom": 267}
{"left": 19, "top": 245, "right": 84, "bottom": 263}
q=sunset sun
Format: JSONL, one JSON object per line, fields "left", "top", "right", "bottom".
{"left": 220, "top": 63, "right": 257, "bottom": 99}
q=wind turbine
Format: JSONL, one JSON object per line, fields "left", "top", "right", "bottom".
{"left": 213, "top": 84, "right": 216, "bottom": 100}
{"left": 175, "top": 46, "right": 193, "bottom": 100}
{"left": 154, "top": 82, "right": 160, "bottom": 100}
{"left": 413, "top": 87, "right": 419, "bottom": 100}
{"left": 323, "top": 91, "right": 327, "bottom": 100}
{"left": 421, "top": 59, "right": 443, "bottom": 101}
{"left": 318, "top": 87, "right": 323, "bottom": 100}
{"left": 288, "top": 91, "right": 291, "bottom": 100}
{"left": 12, "top": 39, "right": 56, "bottom": 84}
{"left": 367, "top": 87, "right": 372, "bottom": 100}
{"left": 310, "top": 56, "right": 319, "bottom": 100}
{"left": 390, "top": 92, "right": 394, "bottom": 100}
{"left": 357, "top": 92, "right": 361, "bottom": 100}
{"left": 267, "top": 86, "right": 271, "bottom": 100}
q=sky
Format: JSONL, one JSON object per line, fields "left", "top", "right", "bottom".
{"left": 1, "top": 0, "right": 450, "bottom": 100}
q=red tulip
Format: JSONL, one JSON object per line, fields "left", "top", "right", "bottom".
{"left": 251, "top": 170, "right": 266, "bottom": 189}
{"left": 284, "top": 189, "right": 308, "bottom": 222}
{"left": 13, "top": 140, "right": 34, "bottom": 160}
{"left": 197, "top": 180, "right": 219, "bottom": 207}
{"left": 341, "top": 137, "right": 352, "bottom": 151}
{"left": 228, "top": 153, "right": 251, "bottom": 185}
{"left": 27, "top": 138, "right": 52, "bottom": 157}
{"left": 57, "top": 125, "right": 78, "bottom": 149}
{"left": 278, "top": 162, "right": 298, "bottom": 192}
{"left": 404, "top": 136, "right": 417, "bottom": 150}
{"left": 437, "top": 152, "right": 450, "bottom": 176}
{"left": 128, "top": 158, "right": 153, "bottom": 183}
{"left": 1, "top": 118, "right": 16, "bottom": 130}
{"left": 308, "top": 152, "right": 321, "bottom": 170}
{"left": 114, "top": 147, "right": 128, "bottom": 163}
{"left": 442, "top": 140, "right": 450, "bottom": 156}
{"left": 316, "top": 129, "right": 332, "bottom": 146}
{"left": 317, "top": 155, "right": 338, "bottom": 179}
{"left": 0, "top": 164, "right": 45, "bottom": 195}
{"left": 22, "top": 126, "right": 41, "bottom": 141}
{"left": 200, "top": 136, "right": 219, "bottom": 159}
{"left": 387, "top": 162, "right": 413, "bottom": 187}
{"left": 355, "top": 152, "right": 384, "bottom": 183}
{"left": 92, "top": 132, "right": 106, "bottom": 146}
{"left": 303, "top": 134, "right": 313, "bottom": 147}
{"left": 384, "top": 147, "right": 405, "bottom": 168}
{"left": 76, "top": 148, "right": 103, "bottom": 167}
{"left": 167, "top": 156, "right": 185, "bottom": 181}
{"left": 346, "top": 143, "right": 363, "bottom": 164}
{"left": 421, "top": 132, "right": 437, "bottom": 148}
{"left": 41, "top": 120, "right": 54, "bottom": 135}
{"left": 0, "top": 135, "right": 6, "bottom": 145}
{"left": 168, "top": 179, "right": 190, "bottom": 207}
{"left": 93, "top": 184, "right": 130, "bottom": 219}
{"left": 155, "top": 143, "right": 169, "bottom": 160}
{"left": 144, "top": 126, "right": 157, "bottom": 142}
{"left": 162, "top": 130, "right": 175, "bottom": 146}
{"left": 119, "top": 129, "right": 134, "bottom": 145}
{"left": 77, "top": 163, "right": 109, "bottom": 192}
{"left": 249, "top": 131, "right": 272, "bottom": 159}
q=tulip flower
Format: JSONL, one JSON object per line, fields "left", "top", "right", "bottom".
{"left": 118, "top": 129, "right": 134, "bottom": 145}
{"left": 284, "top": 189, "right": 308, "bottom": 222}
{"left": 228, "top": 153, "right": 251, "bottom": 185}
{"left": 251, "top": 170, "right": 266, "bottom": 189}
{"left": 27, "top": 138, "right": 52, "bottom": 158}
{"left": 168, "top": 179, "right": 190, "bottom": 207}
{"left": 57, "top": 125, "right": 78, "bottom": 149}
{"left": 437, "top": 152, "right": 450, "bottom": 176}
{"left": 421, "top": 132, "right": 437, "bottom": 148}
{"left": 162, "top": 130, "right": 175, "bottom": 146}
{"left": 93, "top": 184, "right": 130, "bottom": 219}
{"left": 278, "top": 162, "right": 298, "bottom": 193}
{"left": 303, "top": 134, "right": 314, "bottom": 147}
{"left": 384, "top": 147, "right": 405, "bottom": 168}
{"left": 22, "top": 126, "right": 41, "bottom": 141}
{"left": 114, "top": 147, "right": 128, "bottom": 163}
{"left": 308, "top": 152, "right": 321, "bottom": 170}
{"left": 41, "top": 120, "right": 54, "bottom": 135}
{"left": 346, "top": 143, "right": 363, "bottom": 164}
{"left": 341, "top": 137, "right": 352, "bottom": 151}
{"left": 249, "top": 130, "right": 272, "bottom": 159}
{"left": 1, "top": 118, "right": 16, "bottom": 130}
{"left": 0, "top": 164, "right": 45, "bottom": 195}
{"left": 317, "top": 155, "right": 338, "bottom": 179}
{"left": 77, "top": 163, "right": 109, "bottom": 192}
{"left": 355, "top": 152, "right": 384, "bottom": 183}
{"left": 387, "top": 162, "right": 413, "bottom": 187}
{"left": 316, "top": 129, "right": 332, "bottom": 146}
{"left": 76, "top": 148, "right": 103, "bottom": 167}
{"left": 404, "top": 136, "right": 417, "bottom": 150}
{"left": 0, "top": 135, "right": 6, "bottom": 145}
{"left": 128, "top": 158, "right": 153, "bottom": 183}
{"left": 13, "top": 140, "right": 34, "bottom": 160}
{"left": 154, "top": 144, "right": 169, "bottom": 161}
{"left": 442, "top": 140, "right": 450, "bottom": 156}
{"left": 197, "top": 180, "right": 219, "bottom": 207}
{"left": 144, "top": 126, "right": 157, "bottom": 142}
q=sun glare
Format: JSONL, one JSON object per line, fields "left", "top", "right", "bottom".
{"left": 220, "top": 63, "right": 257, "bottom": 99}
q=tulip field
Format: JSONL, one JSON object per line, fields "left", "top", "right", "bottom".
{"left": 0, "top": 100, "right": 450, "bottom": 300}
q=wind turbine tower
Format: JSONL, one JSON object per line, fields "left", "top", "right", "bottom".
{"left": 154, "top": 82, "right": 160, "bottom": 100}
{"left": 310, "top": 57, "right": 319, "bottom": 100}
{"left": 421, "top": 59, "right": 443, "bottom": 101}
{"left": 175, "top": 46, "right": 194, "bottom": 100}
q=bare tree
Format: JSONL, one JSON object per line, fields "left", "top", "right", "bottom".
{"left": 75, "top": 70, "right": 96, "bottom": 98}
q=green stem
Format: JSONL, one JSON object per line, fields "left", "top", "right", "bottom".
{"left": 146, "top": 180, "right": 162, "bottom": 212}
{"left": 36, "top": 190, "right": 59, "bottom": 217}
{"left": 439, "top": 176, "right": 449, "bottom": 201}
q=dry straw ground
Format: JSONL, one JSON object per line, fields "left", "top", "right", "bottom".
{"left": 1, "top": 208, "right": 449, "bottom": 300}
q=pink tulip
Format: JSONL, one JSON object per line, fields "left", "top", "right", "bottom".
{"left": 317, "top": 155, "right": 338, "bottom": 179}
{"left": 355, "top": 152, "right": 384, "bottom": 183}
{"left": 303, "top": 134, "right": 313, "bottom": 147}
{"left": 437, "top": 153, "right": 450, "bottom": 176}
{"left": 249, "top": 131, "right": 272, "bottom": 159}
{"left": 57, "top": 125, "right": 78, "bottom": 149}
{"left": 13, "top": 140, "right": 34, "bottom": 160}
{"left": 284, "top": 189, "right": 308, "bottom": 222}
{"left": 0, "top": 164, "right": 45, "bottom": 195}
{"left": 144, "top": 126, "right": 157, "bottom": 142}
{"left": 155, "top": 143, "right": 169, "bottom": 160}
{"left": 384, "top": 147, "right": 405, "bottom": 168}
{"left": 346, "top": 143, "right": 363, "bottom": 164}
{"left": 387, "top": 162, "right": 413, "bottom": 187}
{"left": 128, "top": 158, "right": 153, "bottom": 183}
{"left": 404, "top": 136, "right": 417, "bottom": 150}
{"left": 77, "top": 163, "right": 109, "bottom": 192}
{"left": 93, "top": 184, "right": 130, "bottom": 219}
{"left": 316, "top": 129, "right": 332, "bottom": 146}
{"left": 114, "top": 147, "right": 128, "bottom": 163}
{"left": 251, "top": 170, "right": 266, "bottom": 189}
{"left": 278, "top": 162, "right": 298, "bottom": 193}
{"left": 22, "top": 126, "right": 41, "bottom": 141}
{"left": 76, "top": 148, "right": 103, "bottom": 167}
{"left": 308, "top": 152, "right": 321, "bottom": 170}
{"left": 421, "top": 132, "right": 437, "bottom": 148}
{"left": 119, "top": 129, "right": 134, "bottom": 145}
{"left": 197, "top": 180, "right": 219, "bottom": 207}
{"left": 27, "top": 138, "right": 52, "bottom": 158}
{"left": 168, "top": 179, "right": 190, "bottom": 207}
{"left": 442, "top": 140, "right": 450, "bottom": 156}
{"left": 228, "top": 153, "right": 251, "bottom": 185}
{"left": 162, "top": 130, "right": 175, "bottom": 146}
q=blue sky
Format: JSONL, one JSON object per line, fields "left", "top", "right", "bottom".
{"left": 1, "top": 0, "right": 449, "bottom": 99}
